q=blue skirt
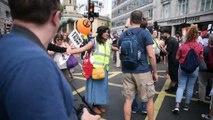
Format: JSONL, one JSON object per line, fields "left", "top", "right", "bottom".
{"left": 85, "top": 71, "right": 109, "bottom": 105}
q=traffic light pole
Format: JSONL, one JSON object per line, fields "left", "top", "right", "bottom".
{"left": 88, "top": 0, "right": 91, "bottom": 19}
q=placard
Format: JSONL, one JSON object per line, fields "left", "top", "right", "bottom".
{"left": 68, "top": 29, "right": 83, "bottom": 48}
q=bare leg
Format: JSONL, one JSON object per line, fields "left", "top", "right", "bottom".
{"left": 124, "top": 98, "right": 133, "bottom": 120}
{"left": 146, "top": 98, "right": 154, "bottom": 120}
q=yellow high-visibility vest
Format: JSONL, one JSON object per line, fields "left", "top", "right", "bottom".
{"left": 93, "top": 40, "right": 111, "bottom": 71}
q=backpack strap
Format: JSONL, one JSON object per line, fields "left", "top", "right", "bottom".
{"left": 125, "top": 30, "right": 133, "bottom": 36}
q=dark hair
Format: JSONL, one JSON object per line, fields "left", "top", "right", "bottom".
{"left": 140, "top": 17, "right": 148, "bottom": 29}
{"left": 175, "top": 31, "right": 182, "bottom": 36}
{"left": 96, "top": 26, "right": 109, "bottom": 44}
{"left": 8, "top": 0, "right": 60, "bottom": 25}
{"left": 53, "top": 33, "right": 63, "bottom": 43}
{"left": 130, "top": 10, "right": 143, "bottom": 24}
{"left": 161, "top": 27, "right": 171, "bottom": 34}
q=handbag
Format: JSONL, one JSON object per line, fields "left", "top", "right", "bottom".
{"left": 66, "top": 54, "right": 78, "bottom": 69}
{"left": 92, "top": 68, "right": 105, "bottom": 80}
{"left": 82, "top": 55, "right": 93, "bottom": 79}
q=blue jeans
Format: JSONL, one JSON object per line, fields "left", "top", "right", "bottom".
{"left": 176, "top": 67, "right": 199, "bottom": 104}
{"left": 132, "top": 96, "right": 146, "bottom": 112}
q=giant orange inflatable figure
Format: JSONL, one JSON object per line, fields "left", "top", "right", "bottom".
{"left": 77, "top": 18, "right": 91, "bottom": 35}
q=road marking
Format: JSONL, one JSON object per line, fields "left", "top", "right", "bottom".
{"left": 145, "top": 78, "right": 171, "bottom": 120}
{"left": 108, "top": 82, "right": 123, "bottom": 88}
{"left": 108, "top": 72, "right": 121, "bottom": 79}
{"left": 72, "top": 86, "right": 85, "bottom": 95}
{"left": 73, "top": 76, "right": 86, "bottom": 80}
{"left": 165, "top": 92, "right": 210, "bottom": 104}
{"left": 72, "top": 72, "right": 122, "bottom": 96}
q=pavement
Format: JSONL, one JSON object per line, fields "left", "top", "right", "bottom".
{"left": 69, "top": 60, "right": 210, "bottom": 120}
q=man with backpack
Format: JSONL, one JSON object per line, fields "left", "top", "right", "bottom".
{"left": 118, "top": 10, "right": 158, "bottom": 120}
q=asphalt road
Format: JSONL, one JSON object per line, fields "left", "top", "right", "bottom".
{"left": 70, "top": 61, "right": 210, "bottom": 120}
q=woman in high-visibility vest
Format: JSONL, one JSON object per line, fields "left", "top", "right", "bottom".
{"left": 69, "top": 26, "right": 118, "bottom": 114}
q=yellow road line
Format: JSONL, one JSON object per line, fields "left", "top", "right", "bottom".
{"left": 73, "top": 76, "right": 86, "bottom": 80}
{"left": 72, "top": 86, "right": 85, "bottom": 95}
{"left": 158, "top": 75, "right": 165, "bottom": 78}
{"left": 165, "top": 93, "right": 210, "bottom": 104}
{"left": 108, "top": 72, "right": 121, "bottom": 79}
{"left": 157, "top": 70, "right": 166, "bottom": 73}
{"left": 72, "top": 72, "right": 122, "bottom": 96}
{"left": 72, "top": 73, "right": 83, "bottom": 75}
{"left": 145, "top": 79, "right": 171, "bottom": 120}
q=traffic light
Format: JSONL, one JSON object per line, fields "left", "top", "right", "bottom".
{"left": 88, "top": 3, "right": 94, "bottom": 16}
{"left": 87, "top": 1, "right": 99, "bottom": 22}
{"left": 153, "top": 21, "right": 159, "bottom": 30}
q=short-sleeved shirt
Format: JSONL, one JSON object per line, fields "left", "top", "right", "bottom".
{"left": 177, "top": 40, "right": 203, "bottom": 63}
{"left": 118, "top": 27, "right": 154, "bottom": 73}
{"left": 166, "top": 36, "right": 179, "bottom": 65}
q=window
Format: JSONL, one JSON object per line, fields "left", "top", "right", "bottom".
{"left": 201, "top": 0, "right": 213, "bottom": 11}
{"left": 5, "top": 11, "right": 10, "bottom": 18}
{"left": 178, "top": 0, "right": 188, "bottom": 15}
{"left": 143, "top": 9, "right": 153, "bottom": 20}
{"left": 162, "top": 3, "right": 170, "bottom": 18}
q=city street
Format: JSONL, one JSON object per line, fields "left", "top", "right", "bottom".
{"left": 70, "top": 61, "right": 210, "bottom": 120}
{"left": 0, "top": 0, "right": 213, "bottom": 120}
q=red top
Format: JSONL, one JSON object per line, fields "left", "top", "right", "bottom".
{"left": 177, "top": 41, "right": 203, "bottom": 63}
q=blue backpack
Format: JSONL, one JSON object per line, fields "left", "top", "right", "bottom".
{"left": 180, "top": 48, "right": 199, "bottom": 73}
{"left": 120, "top": 30, "right": 142, "bottom": 69}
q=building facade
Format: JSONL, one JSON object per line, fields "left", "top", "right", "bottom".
{"left": 111, "top": 0, "right": 213, "bottom": 35}
{"left": 111, "top": 0, "right": 154, "bottom": 34}
{"left": 156, "top": 0, "right": 213, "bottom": 36}
{"left": 0, "top": 0, "right": 12, "bottom": 35}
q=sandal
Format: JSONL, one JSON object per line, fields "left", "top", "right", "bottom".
{"left": 98, "top": 106, "right": 106, "bottom": 113}
{"left": 92, "top": 106, "right": 102, "bottom": 114}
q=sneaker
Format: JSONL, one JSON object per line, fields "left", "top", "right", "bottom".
{"left": 172, "top": 107, "right": 179, "bottom": 114}
{"left": 198, "top": 100, "right": 205, "bottom": 105}
{"left": 183, "top": 105, "right": 189, "bottom": 111}
{"left": 165, "top": 87, "right": 177, "bottom": 94}
{"left": 132, "top": 110, "right": 137, "bottom": 114}
{"left": 142, "top": 110, "right": 147, "bottom": 114}
{"left": 201, "top": 114, "right": 211, "bottom": 120}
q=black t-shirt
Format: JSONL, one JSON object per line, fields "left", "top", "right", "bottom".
{"left": 166, "top": 36, "right": 179, "bottom": 65}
